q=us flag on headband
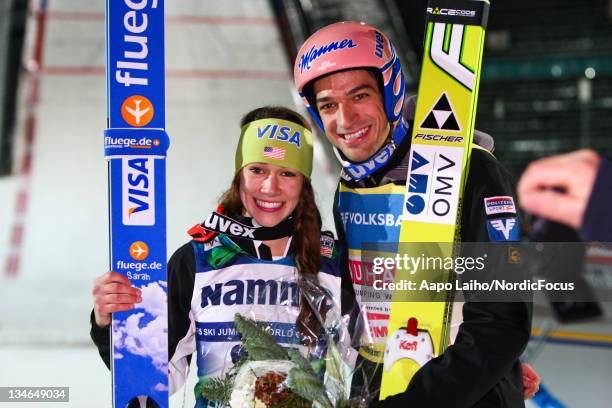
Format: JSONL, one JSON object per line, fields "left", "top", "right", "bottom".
{"left": 263, "top": 146, "right": 285, "bottom": 160}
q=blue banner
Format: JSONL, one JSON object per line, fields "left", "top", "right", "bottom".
{"left": 106, "top": 0, "right": 169, "bottom": 407}
{"left": 337, "top": 189, "right": 404, "bottom": 251}
{"left": 106, "top": 0, "right": 165, "bottom": 128}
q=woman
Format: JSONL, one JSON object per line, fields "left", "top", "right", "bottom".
{"left": 90, "top": 106, "right": 342, "bottom": 406}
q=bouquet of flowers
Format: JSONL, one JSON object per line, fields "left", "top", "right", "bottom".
{"left": 196, "top": 279, "right": 373, "bottom": 408}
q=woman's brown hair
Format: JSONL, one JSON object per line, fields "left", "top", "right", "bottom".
{"left": 219, "top": 106, "right": 325, "bottom": 345}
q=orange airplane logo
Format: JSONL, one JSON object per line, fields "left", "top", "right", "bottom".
{"left": 129, "top": 241, "right": 149, "bottom": 261}
{"left": 121, "top": 95, "right": 154, "bottom": 127}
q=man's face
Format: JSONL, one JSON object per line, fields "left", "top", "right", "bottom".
{"left": 313, "top": 69, "right": 390, "bottom": 163}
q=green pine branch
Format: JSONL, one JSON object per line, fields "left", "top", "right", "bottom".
{"left": 234, "top": 314, "right": 289, "bottom": 361}
{"left": 198, "top": 374, "right": 234, "bottom": 406}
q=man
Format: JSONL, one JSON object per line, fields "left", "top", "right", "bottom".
{"left": 294, "top": 22, "right": 532, "bottom": 407}
{"left": 518, "top": 149, "right": 612, "bottom": 241}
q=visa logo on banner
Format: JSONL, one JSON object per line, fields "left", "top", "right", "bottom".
{"left": 403, "top": 145, "right": 464, "bottom": 225}
{"left": 122, "top": 157, "right": 155, "bottom": 225}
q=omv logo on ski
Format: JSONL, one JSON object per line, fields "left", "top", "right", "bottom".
{"left": 404, "top": 145, "right": 464, "bottom": 225}
{"left": 405, "top": 150, "right": 431, "bottom": 215}
{"left": 122, "top": 157, "right": 155, "bottom": 226}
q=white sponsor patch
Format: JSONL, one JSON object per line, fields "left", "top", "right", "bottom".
{"left": 484, "top": 196, "right": 516, "bottom": 215}
{"left": 403, "top": 145, "right": 465, "bottom": 225}
{"left": 122, "top": 157, "right": 155, "bottom": 226}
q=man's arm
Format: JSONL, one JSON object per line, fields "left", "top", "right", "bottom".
{"left": 374, "top": 149, "right": 532, "bottom": 407}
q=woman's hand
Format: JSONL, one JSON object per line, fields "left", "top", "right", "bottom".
{"left": 522, "top": 363, "right": 541, "bottom": 400}
{"left": 92, "top": 271, "right": 141, "bottom": 327}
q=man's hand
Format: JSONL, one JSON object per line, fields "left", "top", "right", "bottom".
{"left": 92, "top": 271, "right": 142, "bottom": 327}
{"left": 518, "top": 149, "right": 601, "bottom": 229}
{"left": 522, "top": 363, "right": 540, "bottom": 400}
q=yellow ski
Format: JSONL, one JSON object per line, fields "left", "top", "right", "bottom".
{"left": 380, "top": 0, "right": 490, "bottom": 398}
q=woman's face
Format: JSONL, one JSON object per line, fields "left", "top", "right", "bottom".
{"left": 239, "top": 163, "right": 304, "bottom": 227}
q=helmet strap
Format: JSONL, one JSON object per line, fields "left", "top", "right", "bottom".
{"left": 336, "top": 119, "right": 408, "bottom": 181}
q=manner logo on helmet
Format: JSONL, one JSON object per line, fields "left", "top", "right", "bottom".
{"left": 299, "top": 39, "right": 357, "bottom": 73}
{"left": 419, "top": 93, "right": 461, "bottom": 132}
{"left": 121, "top": 95, "right": 154, "bottom": 127}
{"left": 122, "top": 157, "right": 155, "bottom": 226}
{"left": 129, "top": 241, "right": 149, "bottom": 261}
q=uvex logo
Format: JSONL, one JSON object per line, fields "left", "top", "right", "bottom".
{"left": 203, "top": 213, "right": 255, "bottom": 239}
{"left": 122, "top": 157, "right": 155, "bottom": 226}
{"left": 374, "top": 31, "right": 384, "bottom": 58}
{"left": 344, "top": 143, "right": 393, "bottom": 180}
